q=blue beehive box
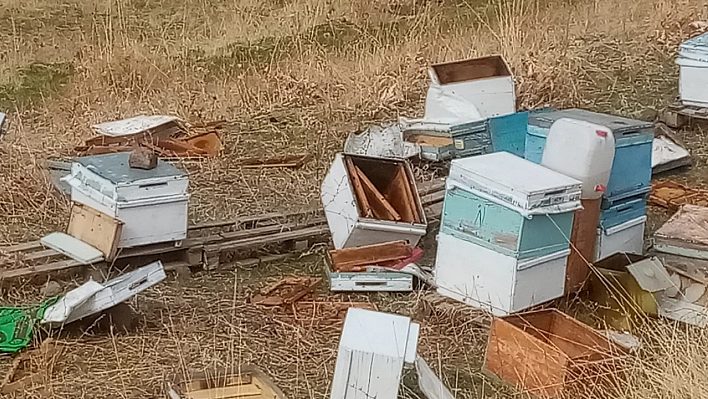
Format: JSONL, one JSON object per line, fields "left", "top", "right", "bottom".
{"left": 599, "top": 192, "right": 648, "bottom": 231}
{"left": 441, "top": 153, "right": 582, "bottom": 260}
{"left": 488, "top": 112, "right": 528, "bottom": 158}
{"left": 524, "top": 109, "right": 654, "bottom": 203}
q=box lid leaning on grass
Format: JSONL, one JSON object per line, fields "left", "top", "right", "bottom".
{"left": 653, "top": 204, "right": 708, "bottom": 259}
{"left": 447, "top": 152, "right": 582, "bottom": 214}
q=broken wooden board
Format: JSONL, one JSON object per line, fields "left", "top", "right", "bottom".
{"left": 649, "top": 180, "right": 708, "bottom": 212}
{"left": 250, "top": 277, "right": 322, "bottom": 306}
{"left": 67, "top": 203, "right": 124, "bottom": 261}
{"left": 328, "top": 241, "right": 412, "bottom": 272}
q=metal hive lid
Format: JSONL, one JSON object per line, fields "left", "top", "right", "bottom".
{"left": 76, "top": 152, "right": 186, "bottom": 185}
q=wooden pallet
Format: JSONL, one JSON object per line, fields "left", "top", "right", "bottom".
{"left": 649, "top": 180, "right": 708, "bottom": 212}
{"left": 662, "top": 103, "right": 708, "bottom": 129}
{"left": 0, "top": 178, "right": 446, "bottom": 281}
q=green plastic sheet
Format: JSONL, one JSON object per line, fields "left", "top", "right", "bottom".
{"left": 0, "top": 299, "right": 58, "bottom": 353}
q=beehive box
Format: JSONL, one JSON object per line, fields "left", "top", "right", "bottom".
{"left": 484, "top": 309, "right": 626, "bottom": 398}
{"left": 167, "top": 365, "right": 286, "bottom": 399}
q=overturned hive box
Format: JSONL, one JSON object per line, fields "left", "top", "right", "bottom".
{"left": 321, "top": 154, "right": 427, "bottom": 249}
{"left": 167, "top": 365, "right": 286, "bottom": 399}
{"left": 484, "top": 309, "right": 627, "bottom": 399}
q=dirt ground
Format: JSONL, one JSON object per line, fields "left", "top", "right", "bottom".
{"left": 2, "top": 0, "right": 708, "bottom": 398}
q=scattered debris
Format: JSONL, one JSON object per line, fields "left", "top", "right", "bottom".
{"left": 591, "top": 253, "right": 675, "bottom": 330}
{"left": 484, "top": 309, "right": 627, "bottom": 398}
{"left": 128, "top": 147, "right": 158, "bottom": 169}
{"left": 40, "top": 232, "right": 104, "bottom": 265}
{"left": 344, "top": 123, "right": 420, "bottom": 159}
{"left": 652, "top": 131, "right": 691, "bottom": 175}
{"left": 649, "top": 180, "right": 708, "bottom": 211}
{"left": 167, "top": 365, "right": 286, "bottom": 399}
{"left": 63, "top": 152, "right": 190, "bottom": 248}
{"left": 77, "top": 115, "right": 222, "bottom": 158}
{"left": 322, "top": 154, "right": 427, "bottom": 249}
{"left": 239, "top": 153, "right": 311, "bottom": 169}
{"left": 41, "top": 260, "right": 166, "bottom": 327}
{"left": 0, "top": 299, "right": 58, "bottom": 353}
{"left": 601, "top": 330, "right": 642, "bottom": 353}
{"left": 250, "top": 277, "right": 322, "bottom": 306}
{"left": 330, "top": 308, "right": 419, "bottom": 399}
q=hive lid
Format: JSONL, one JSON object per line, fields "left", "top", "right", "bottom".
{"left": 679, "top": 32, "right": 708, "bottom": 62}
{"left": 76, "top": 152, "right": 186, "bottom": 184}
{"left": 654, "top": 205, "right": 708, "bottom": 250}
{"left": 528, "top": 109, "right": 653, "bottom": 137}
{"left": 448, "top": 152, "right": 582, "bottom": 211}
{"left": 625, "top": 257, "right": 674, "bottom": 293}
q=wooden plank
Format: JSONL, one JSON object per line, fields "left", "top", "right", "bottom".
{"left": 345, "top": 158, "right": 373, "bottom": 218}
{"left": 383, "top": 165, "right": 417, "bottom": 223}
{"left": 0, "top": 241, "right": 42, "bottom": 253}
{"left": 23, "top": 248, "right": 62, "bottom": 262}
{"left": 184, "top": 383, "right": 262, "bottom": 399}
{"left": 566, "top": 198, "right": 601, "bottom": 294}
{"left": 329, "top": 241, "right": 412, "bottom": 272}
{"left": 399, "top": 165, "right": 421, "bottom": 223}
{"left": 0, "top": 259, "right": 85, "bottom": 280}
{"left": 67, "top": 203, "right": 124, "bottom": 261}
{"left": 205, "top": 225, "right": 329, "bottom": 253}
{"left": 190, "top": 217, "right": 326, "bottom": 247}
{"left": 355, "top": 165, "right": 401, "bottom": 221}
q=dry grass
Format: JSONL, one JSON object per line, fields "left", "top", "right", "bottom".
{"left": 2, "top": 0, "right": 708, "bottom": 398}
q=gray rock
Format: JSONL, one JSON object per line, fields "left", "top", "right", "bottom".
{"left": 128, "top": 147, "right": 158, "bottom": 170}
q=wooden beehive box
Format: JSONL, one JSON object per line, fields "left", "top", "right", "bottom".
{"left": 484, "top": 309, "right": 626, "bottom": 398}
{"left": 167, "top": 365, "right": 286, "bottom": 399}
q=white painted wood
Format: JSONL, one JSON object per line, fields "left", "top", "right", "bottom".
{"left": 415, "top": 356, "right": 456, "bottom": 399}
{"left": 328, "top": 268, "right": 413, "bottom": 292}
{"left": 92, "top": 115, "right": 181, "bottom": 137}
{"left": 448, "top": 152, "right": 582, "bottom": 212}
{"left": 595, "top": 216, "right": 646, "bottom": 260}
{"left": 677, "top": 57, "right": 708, "bottom": 107}
{"left": 658, "top": 297, "right": 708, "bottom": 327}
{"left": 435, "top": 232, "right": 568, "bottom": 316}
{"left": 330, "top": 308, "right": 419, "bottom": 399}
{"left": 40, "top": 232, "right": 104, "bottom": 264}
{"left": 321, "top": 154, "right": 427, "bottom": 249}
{"left": 41, "top": 261, "right": 167, "bottom": 327}
{"left": 70, "top": 187, "right": 189, "bottom": 248}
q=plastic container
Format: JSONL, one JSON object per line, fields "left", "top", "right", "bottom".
{"left": 541, "top": 118, "right": 615, "bottom": 199}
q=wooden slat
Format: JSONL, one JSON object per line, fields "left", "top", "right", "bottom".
{"left": 0, "top": 259, "right": 84, "bottom": 280}
{"left": 23, "top": 249, "right": 62, "bottom": 262}
{"left": 329, "top": 241, "right": 412, "bottom": 271}
{"left": 355, "top": 165, "right": 401, "bottom": 221}
{"left": 346, "top": 158, "right": 373, "bottom": 218}
{"left": 0, "top": 241, "right": 42, "bottom": 253}
{"left": 205, "top": 225, "right": 329, "bottom": 253}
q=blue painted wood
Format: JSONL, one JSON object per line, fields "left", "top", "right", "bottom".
{"left": 600, "top": 194, "right": 648, "bottom": 231}
{"left": 440, "top": 186, "right": 574, "bottom": 259}
{"left": 488, "top": 112, "right": 528, "bottom": 158}
{"left": 523, "top": 109, "right": 654, "bottom": 201}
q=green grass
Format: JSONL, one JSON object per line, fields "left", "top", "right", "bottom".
{"left": 0, "top": 62, "right": 74, "bottom": 110}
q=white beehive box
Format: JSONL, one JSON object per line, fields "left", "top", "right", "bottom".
{"left": 435, "top": 232, "right": 570, "bottom": 316}
{"left": 677, "top": 32, "right": 708, "bottom": 108}
{"left": 321, "top": 154, "right": 427, "bottom": 249}
{"left": 64, "top": 153, "right": 190, "bottom": 248}
{"left": 330, "top": 308, "right": 419, "bottom": 399}
{"left": 428, "top": 55, "right": 516, "bottom": 119}
{"left": 448, "top": 152, "right": 582, "bottom": 213}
